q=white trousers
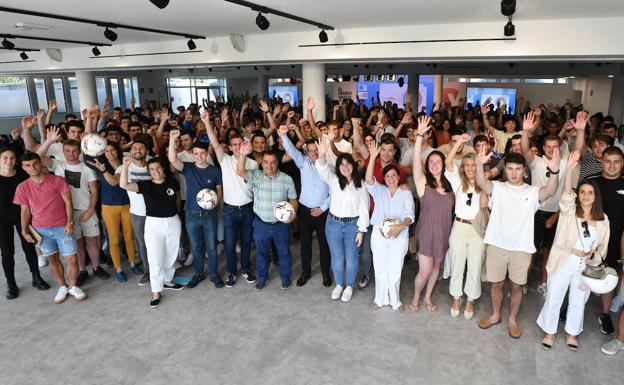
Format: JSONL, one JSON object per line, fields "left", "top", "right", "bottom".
{"left": 448, "top": 221, "right": 485, "bottom": 300}
{"left": 371, "top": 227, "right": 408, "bottom": 310}
{"left": 536, "top": 255, "right": 590, "bottom": 336}
{"left": 144, "top": 215, "right": 181, "bottom": 293}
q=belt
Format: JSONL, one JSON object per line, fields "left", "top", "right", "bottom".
{"left": 330, "top": 213, "right": 358, "bottom": 222}
{"left": 224, "top": 202, "right": 253, "bottom": 210}
{"left": 255, "top": 215, "right": 277, "bottom": 225}
{"left": 455, "top": 216, "right": 472, "bottom": 225}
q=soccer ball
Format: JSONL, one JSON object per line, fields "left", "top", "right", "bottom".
{"left": 380, "top": 218, "right": 401, "bottom": 238}
{"left": 581, "top": 267, "right": 618, "bottom": 294}
{"left": 81, "top": 133, "right": 107, "bottom": 157}
{"left": 196, "top": 188, "right": 218, "bottom": 210}
{"left": 274, "top": 201, "right": 295, "bottom": 223}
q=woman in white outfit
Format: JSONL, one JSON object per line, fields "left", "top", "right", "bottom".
{"left": 121, "top": 157, "right": 184, "bottom": 308}
{"left": 536, "top": 150, "right": 610, "bottom": 350}
{"left": 365, "top": 142, "right": 415, "bottom": 311}
{"left": 445, "top": 133, "right": 487, "bottom": 320}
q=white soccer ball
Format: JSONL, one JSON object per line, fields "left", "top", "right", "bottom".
{"left": 81, "top": 133, "right": 107, "bottom": 157}
{"left": 581, "top": 267, "right": 618, "bottom": 294}
{"left": 196, "top": 188, "right": 218, "bottom": 210}
{"left": 274, "top": 201, "right": 295, "bottom": 223}
{"left": 380, "top": 218, "right": 401, "bottom": 238}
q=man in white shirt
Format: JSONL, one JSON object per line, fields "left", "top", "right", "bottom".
{"left": 476, "top": 149, "right": 560, "bottom": 339}
{"left": 203, "top": 111, "right": 258, "bottom": 287}
{"left": 37, "top": 128, "right": 108, "bottom": 286}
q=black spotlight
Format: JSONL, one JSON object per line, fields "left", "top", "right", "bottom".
{"left": 149, "top": 0, "right": 170, "bottom": 9}
{"left": 104, "top": 27, "right": 118, "bottom": 42}
{"left": 256, "top": 12, "right": 270, "bottom": 31}
{"left": 20, "top": 51, "right": 28, "bottom": 60}
{"left": 397, "top": 77, "right": 405, "bottom": 88}
{"left": 187, "top": 39, "right": 196, "bottom": 50}
{"left": 504, "top": 18, "right": 515, "bottom": 36}
{"left": 319, "top": 29, "right": 328, "bottom": 43}
{"left": 2, "top": 38, "right": 15, "bottom": 49}
{"left": 501, "top": 0, "right": 516, "bottom": 17}
{"left": 92, "top": 46, "right": 101, "bottom": 56}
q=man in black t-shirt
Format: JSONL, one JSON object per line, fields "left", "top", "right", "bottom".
{"left": 586, "top": 146, "right": 624, "bottom": 335}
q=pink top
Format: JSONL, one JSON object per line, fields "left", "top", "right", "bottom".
{"left": 13, "top": 174, "right": 70, "bottom": 228}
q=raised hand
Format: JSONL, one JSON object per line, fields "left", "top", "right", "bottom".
{"left": 567, "top": 149, "right": 580, "bottom": 170}
{"left": 367, "top": 141, "right": 379, "bottom": 159}
{"left": 287, "top": 111, "right": 295, "bottom": 120}
{"left": 401, "top": 112, "right": 413, "bottom": 125}
{"left": 105, "top": 96, "right": 113, "bottom": 107}
{"left": 298, "top": 118, "right": 307, "bottom": 127}
{"left": 480, "top": 102, "right": 490, "bottom": 116}
{"left": 36, "top": 109, "right": 45, "bottom": 120}
{"left": 351, "top": 117, "right": 361, "bottom": 126}
{"left": 416, "top": 116, "right": 431, "bottom": 135}
{"left": 278, "top": 125, "right": 289, "bottom": 136}
{"left": 161, "top": 108, "right": 171, "bottom": 122}
{"left": 272, "top": 104, "right": 281, "bottom": 117}
{"left": 405, "top": 93, "right": 412, "bottom": 105}
{"left": 523, "top": 111, "right": 536, "bottom": 131}
{"left": 574, "top": 111, "right": 588, "bottom": 131}
{"left": 123, "top": 156, "right": 132, "bottom": 166}
{"left": 240, "top": 139, "right": 252, "bottom": 156}
{"left": 21, "top": 116, "right": 35, "bottom": 130}
{"left": 317, "top": 135, "right": 329, "bottom": 158}
{"left": 281, "top": 104, "right": 289, "bottom": 113}
{"left": 475, "top": 149, "right": 493, "bottom": 165}
{"left": 545, "top": 147, "right": 560, "bottom": 172}
{"left": 46, "top": 126, "right": 61, "bottom": 142}
{"left": 306, "top": 96, "right": 315, "bottom": 111}
{"left": 11, "top": 128, "right": 20, "bottom": 140}
{"left": 169, "top": 129, "right": 181, "bottom": 141}
{"left": 232, "top": 109, "right": 239, "bottom": 120}
{"left": 333, "top": 104, "right": 340, "bottom": 112}
{"left": 564, "top": 119, "right": 575, "bottom": 131}
{"left": 458, "top": 133, "right": 471, "bottom": 143}
{"left": 259, "top": 99, "right": 269, "bottom": 113}
{"left": 242, "top": 100, "right": 249, "bottom": 110}
{"left": 49, "top": 99, "right": 58, "bottom": 111}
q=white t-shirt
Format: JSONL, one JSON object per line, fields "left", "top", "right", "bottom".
{"left": 116, "top": 163, "right": 152, "bottom": 215}
{"left": 220, "top": 153, "right": 258, "bottom": 206}
{"left": 484, "top": 181, "right": 541, "bottom": 254}
{"left": 445, "top": 167, "right": 480, "bottom": 220}
{"left": 324, "top": 135, "right": 352, "bottom": 169}
{"left": 529, "top": 157, "right": 567, "bottom": 213}
{"left": 51, "top": 159, "right": 97, "bottom": 210}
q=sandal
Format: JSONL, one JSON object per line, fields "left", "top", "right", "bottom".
{"left": 464, "top": 300, "right": 475, "bottom": 320}
{"left": 424, "top": 302, "right": 437, "bottom": 313}
{"left": 409, "top": 302, "right": 419, "bottom": 313}
{"left": 369, "top": 302, "right": 381, "bottom": 310}
{"left": 542, "top": 334, "right": 555, "bottom": 350}
{"left": 396, "top": 304, "right": 405, "bottom": 313}
{"left": 566, "top": 335, "right": 579, "bottom": 351}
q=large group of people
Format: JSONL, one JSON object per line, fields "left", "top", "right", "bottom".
{"left": 1, "top": 91, "right": 623, "bottom": 356}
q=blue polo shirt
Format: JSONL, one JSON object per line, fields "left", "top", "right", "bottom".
{"left": 181, "top": 162, "right": 222, "bottom": 211}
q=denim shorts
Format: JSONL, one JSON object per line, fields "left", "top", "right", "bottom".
{"left": 36, "top": 226, "right": 78, "bottom": 257}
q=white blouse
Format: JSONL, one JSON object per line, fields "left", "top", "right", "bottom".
{"left": 445, "top": 167, "right": 480, "bottom": 220}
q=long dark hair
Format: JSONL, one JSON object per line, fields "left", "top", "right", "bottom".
{"left": 335, "top": 153, "right": 362, "bottom": 190}
{"left": 106, "top": 141, "right": 123, "bottom": 163}
{"left": 576, "top": 179, "right": 605, "bottom": 221}
{"left": 424, "top": 150, "right": 452, "bottom": 192}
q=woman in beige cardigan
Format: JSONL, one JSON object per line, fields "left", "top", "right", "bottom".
{"left": 537, "top": 150, "right": 610, "bottom": 351}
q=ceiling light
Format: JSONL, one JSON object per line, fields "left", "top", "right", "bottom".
{"left": 501, "top": 0, "right": 516, "bottom": 17}
{"left": 187, "top": 38, "right": 196, "bottom": 50}
{"left": 149, "top": 0, "right": 170, "bottom": 9}
{"left": 256, "top": 12, "right": 270, "bottom": 31}
{"left": 319, "top": 29, "right": 328, "bottom": 43}
{"left": 504, "top": 17, "right": 515, "bottom": 36}
{"left": 20, "top": 51, "right": 28, "bottom": 60}
{"left": 2, "top": 38, "right": 15, "bottom": 49}
{"left": 103, "top": 27, "right": 118, "bottom": 42}
{"left": 92, "top": 46, "right": 101, "bottom": 56}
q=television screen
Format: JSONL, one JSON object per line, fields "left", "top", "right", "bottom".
{"left": 466, "top": 87, "right": 516, "bottom": 114}
{"left": 269, "top": 85, "right": 299, "bottom": 106}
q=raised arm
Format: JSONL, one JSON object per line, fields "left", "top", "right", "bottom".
{"left": 412, "top": 116, "right": 431, "bottom": 197}
{"left": 87, "top": 158, "right": 120, "bottom": 186}
{"left": 45, "top": 99, "right": 57, "bottom": 125}
{"left": 480, "top": 98, "right": 494, "bottom": 134}
{"left": 364, "top": 141, "right": 379, "bottom": 186}
{"left": 21, "top": 116, "right": 40, "bottom": 152}
{"left": 445, "top": 133, "right": 471, "bottom": 173}
{"left": 394, "top": 112, "right": 413, "bottom": 138}
{"left": 167, "top": 130, "right": 184, "bottom": 172}
{"left": 202, "top": 110, "right": 224, "bottom": 162}
{"left": 120, "top": 157, "right": 139, "bottom": 192}
{"left": 351, "top": 117, "right": 368, "bottom": 159}
{"left": 573, "top": 111, "right": 589, "bottom": 153}
{"left": 475, "top": 150, "right": 494, "bottom": 195}
{"left": 279, "top": 125, "right": 305, "bottom": 168}
{"left": 538, "top": 147, "right": 561, "bottom": 202}
{"left": 35, "top": 126, "right": 61, "bottom": 169}
{"left": 520, "top": 110, "right": 537, "bottom": 165}
{"left": 236, "top": 140, "right": 252, "bottom": 180}
{"left": 564, "top": 150, "right": 580, "bottom": 195}
{"left": 306, "top": 96, "right": 322, "bottom": 139}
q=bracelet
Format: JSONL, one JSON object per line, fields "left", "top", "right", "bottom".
{"left": 416, "top": 133, "right": 424, "bottom": 137}
{"left": 546, "top": 167, "right": 560, "bottom": 175}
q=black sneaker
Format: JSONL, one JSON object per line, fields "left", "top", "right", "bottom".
{"left": 76, "top": 270, "right": 89, "bottom": 287}
{"left": 150, "top": 296, "right": 161, "bottom": 308}
{"left": 163, "top": 283, "right": 184, "bottom": 290}
{"left": 242, "top": 271, "right": 257, "bottom": 284}
{"left": 225, "top": 274, "right": 237, "bottom": 288}
{"left": 600, "top": 313, "right": 615, "bottom": 335}
{"left": 210, "top": 275, "right": 225, "bottom": 289}
{"left": 93, "top": 266, "right": 111, "bottom": 280}
{"left": 187, "top": 275, "right": 205, "bottom": 289}
{"left": 358, "top": 275, "right": 370, "bottom": 290}
{"left": 138, "top": 273, "right": 150, "bottom": 287}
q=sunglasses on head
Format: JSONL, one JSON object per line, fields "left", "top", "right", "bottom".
{"left": 466, "top": 192, "right": 473, "bottom": 206}
{"left": 581, "top": 221, "right": 590, "bottom": 238}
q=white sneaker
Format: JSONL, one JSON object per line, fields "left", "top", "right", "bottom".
{"left": 69, "top": 286, "right": 87, "bottom": 301}
{"left": 610, "top": 295, "right": 623, "bottom": 313}
{"left": 183, "top": 253, "right": 194, "bottom": 266}
{"left": 54, "top": 286, "right": 69, "bottom": 304}
{"left": 341, "top": 286, "right": 353, "bottom": 302}
{"left": 38, "top": 254, "right": 48, "bottom": 268}
{"left": 536, "top": 283, "right": 547, "bottom": 299}
{"left": 331, "top": 285, "right": 343, "bottom": 300}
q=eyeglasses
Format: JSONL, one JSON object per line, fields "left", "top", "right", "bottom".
{"left": 466, "top": 192, "right": 473, "bottom": 206}
{"left": 581, "top": 221, "right": 590, "bottom": 238}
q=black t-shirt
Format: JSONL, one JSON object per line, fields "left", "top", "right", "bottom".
{"left": 0, "top": 169, "right": 29, "bottom": 223}
{"left": 137, "top": 177, "right": 180, "bottom": 218}
{"left": 586, "top": 173, "right": 624, "bottom": 258}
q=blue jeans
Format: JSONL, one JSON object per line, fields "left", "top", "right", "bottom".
{"left": 325, "top": 216, "right": 359, "bottom": 287}
{"left": 185, "top": 210, "right": 217, "bottom": 277}
{"left": 223, "top": 203, "right": 254, "bottom": 275}
{"left": 36, "top": 226, "right": 78, "bottom": 258}
{"left": 252, "top": 217, "right": 291, "bottom": 283}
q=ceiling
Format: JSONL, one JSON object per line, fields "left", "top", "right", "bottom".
{"left": 0, "top": 0, "right": 623, "bottom": 50}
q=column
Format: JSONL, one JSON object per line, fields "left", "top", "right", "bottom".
{"left": 75, "top": 71, "right": 97, "bottom": 111}
{"left": 302, "top": 63, "right": 325, "bottom": 121}
{"left": 407, "top": 73, "right": 419, "bottom": 110}
{"left": 433, "top": 74, "right": 443, "bottom": 106}
{"left": 608, "top": 75, "right": 624, "bottom": 125}
{"left": 257, "top": 75, "right": 268, "bottom": 99}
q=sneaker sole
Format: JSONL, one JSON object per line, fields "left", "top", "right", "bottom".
{"left": 72, "top": 295, "right": 87, "bottom": 301}
{"left": 599, "top": 317, "right": 615, "bottom": 335}
{"left": 138, "top": 280, "right": 150, "bottom": 287}
{"left": 54, "top": 296, "right": 68, "bottom": 304}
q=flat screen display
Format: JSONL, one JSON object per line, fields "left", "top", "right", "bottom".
{"left": 466, "top": 87, "right": 516, "bottom": 114}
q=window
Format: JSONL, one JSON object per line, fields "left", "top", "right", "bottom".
{"left": 96, "top": 77, "right": 107, "bottom": 106}
{"left": 34, "top": 77, "right": 48, "bottom": 110}
{"left": 0, "top": 76, "right": 31, "bottom": 118}
{"left": 469, "top": 78, "right": 497, "bottom": 83}
{"left": 52, "top": 78, "right": 67, "bottom": 113}
{"left": 68, "top": 77, "right": 80, "bottom": 112}
{"left": 166, "top": 77, "right": 226, "bottom": 108}
{"left": 123, "top": 77, "right": 139, "bottom": 109}
{"left": 524, "top": 79, "right": 554, "bottom": 84}
{"left": 110, "top": 78, "right": 121, "bottom": 109}
{"left": 557, "top": 78, "right": 568, "bottom": 84}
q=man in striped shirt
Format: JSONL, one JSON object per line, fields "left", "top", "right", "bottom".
{"left": 236, "top": 140, "right": 298, "bottom": 290}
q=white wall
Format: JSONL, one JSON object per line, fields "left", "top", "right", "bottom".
{"left": 227, "top": 77, "right": 258, "bottom": 98}
{"left": 582, "top": 77, "right": 614, "bottom": 115}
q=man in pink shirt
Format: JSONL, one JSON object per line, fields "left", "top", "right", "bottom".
{"left": 13, "top": 152, "right": 87, "bottom": 304}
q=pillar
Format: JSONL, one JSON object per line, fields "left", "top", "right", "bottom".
{"left": 608, "top": 75, "right": 624, "bottom": 125}
{"left": 75, "top": 71, "right": 97, "bottom": 111}
{"left": 257, "top": 75, "right": 268, "bottom": 99}
{"left": 302, "top": 63, "right": 325, "bottom": 121}
{"left": 433, "top": 74, "right": 443, "bottom": 106}
{"left": 407, "top": 73, "right": 419, "bottom": 110}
